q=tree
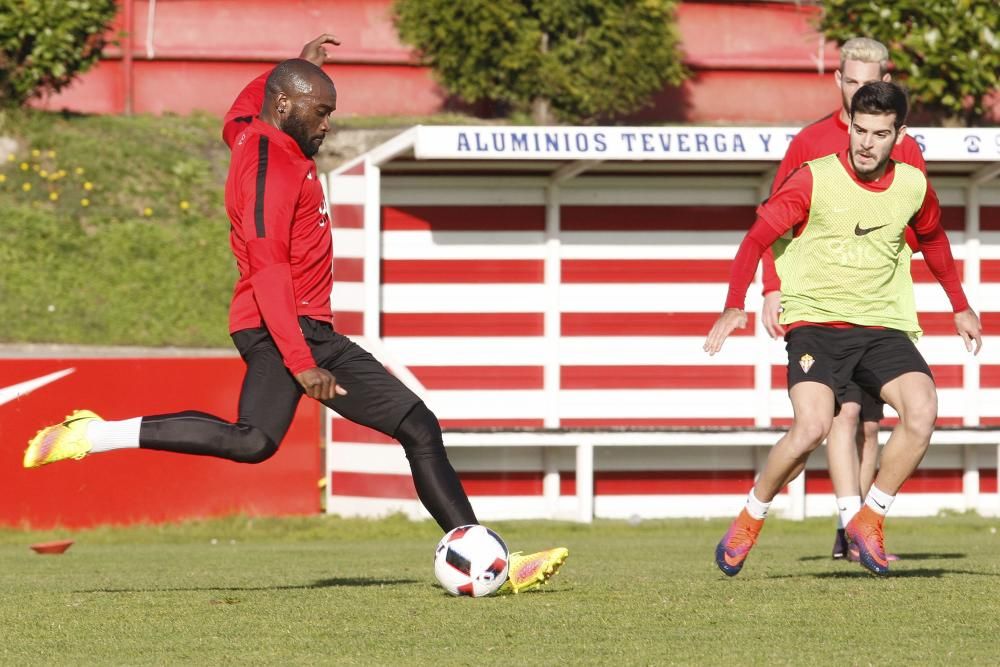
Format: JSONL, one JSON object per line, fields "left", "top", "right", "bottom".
{"left": 819, "top": 0, "right": 999, "bottom": 125}
{"left": 0, "top": 0, "right": 119, "bottom": 108}
{"left": 393, "top": 0, "right": 687, "bottom": 124}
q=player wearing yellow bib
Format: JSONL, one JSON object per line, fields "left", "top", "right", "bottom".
{"left": 704, "top": 82, "right": 983, "bottom": 576}
{"left": 762, "top": 39, "right": 930, "bottom": 562}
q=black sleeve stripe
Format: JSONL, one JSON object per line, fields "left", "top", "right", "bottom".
{"left": 254, "top": 136, "right": 269, "bottom": 238}
{"left": 233, "top": 115, "right": 253, "bottom": 125}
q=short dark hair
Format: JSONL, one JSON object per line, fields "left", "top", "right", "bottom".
{"left": 850, "top": 81, "right": 908, "bottom": 130}
{"left": 265, "top": 58, "right": 335, "bottom": 98}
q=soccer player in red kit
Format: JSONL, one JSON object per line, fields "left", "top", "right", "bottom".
{"left": 761, "top": 38, "right": 933, "bottom": 561}
{"left": 705, "top": 82, "right": 982, "bottom": 576}
{"left": 25, "top": 34, "right": 567, "bottom": 594}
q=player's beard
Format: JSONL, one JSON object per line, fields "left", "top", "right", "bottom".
{"left": 850, "top": 142, "right": 892, "bottom": 178}
{"left": 282, "top": 112, "right": 324, "bottom": 158}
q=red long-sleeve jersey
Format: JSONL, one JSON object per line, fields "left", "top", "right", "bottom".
{"left": 761, "top": 109, "right": 928, "bottom": 293}
{"left": 223, "top": 71, "right": 333, "bottom": 375}
{"left": 725, "top": 151, "right": 968, "bottom": 320}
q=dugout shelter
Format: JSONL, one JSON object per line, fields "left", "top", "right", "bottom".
{"left": 323, "top": 125, "right": 1000, "bottom": 523}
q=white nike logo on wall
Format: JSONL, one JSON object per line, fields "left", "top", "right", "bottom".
{"left": 0, "top": 368, "right": 75, "bottom": 407}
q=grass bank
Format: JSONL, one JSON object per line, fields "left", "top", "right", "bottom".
{"left": 0, "top": 109, "right": 235, "bottom": 347}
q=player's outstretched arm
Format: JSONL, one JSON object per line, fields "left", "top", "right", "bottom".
{"left": 299, "top": 33, "right": 341, "bottom": 67}
{"left": 954, "top": 308, "right": 983, "bottom": 355}
{"left": 704, "top": 308, "right": 748, "bottom": 356}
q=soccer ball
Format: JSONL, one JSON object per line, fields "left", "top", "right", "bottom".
{"left": 433, "top": 524, "right": 510, "bottom": 597}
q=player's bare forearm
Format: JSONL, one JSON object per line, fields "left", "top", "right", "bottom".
{"left": 704, "top": 308, "right": 748, "bottom": 356}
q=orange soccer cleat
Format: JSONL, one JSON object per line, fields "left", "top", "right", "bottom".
{"left": 715, "top": 509, "right": 764, "bottom": 576}
{"left": 845, "top": 505, "right": 890, "bottom": 576}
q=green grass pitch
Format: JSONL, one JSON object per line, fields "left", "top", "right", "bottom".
{"left": 1, "top": 513, "right": 998, "bottom": 665}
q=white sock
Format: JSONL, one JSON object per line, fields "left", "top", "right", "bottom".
{"left": 745, "top": 488, "right": 771, "bottom": 520}
{"left": 87, "top": 417, "right": 142, "bottom": 453}
{"left": 836, "top": 496, "right": 862, "bottom": 528}
{"left": 864, "top": 485, "right": 894, "bottom": 516}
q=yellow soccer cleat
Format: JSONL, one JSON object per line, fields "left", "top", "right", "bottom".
{"left": 24, "top": 410, "right": 102, "bottom": 468}
{"left": 496, "top": 547, "right": 569, "bottom": 595}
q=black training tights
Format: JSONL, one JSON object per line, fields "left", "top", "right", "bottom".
{"left": 137, "top": 322, "right": 477, "bottom": 531}
{"left": 138, "top": 403, "right": 477, "bottom": 531}
{"left": 138, "top": 410, "right": 279, "bottom": 463}
{"left": 393, "top": 402, "right": 478, "bottom": 531}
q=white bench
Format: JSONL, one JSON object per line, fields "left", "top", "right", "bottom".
{"left": 443, "top": 427, "right": 1000, "bottom": 522}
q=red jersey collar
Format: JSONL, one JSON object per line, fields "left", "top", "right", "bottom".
{"left": 249, "top": 117, "right": 310, "bottom": 161}
{"left": 837, "top": 148, "right": 896, "bottom": 191}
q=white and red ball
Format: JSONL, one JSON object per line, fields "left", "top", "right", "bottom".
{"left": 433, "top": 524, "right": 509, "bottom": 597}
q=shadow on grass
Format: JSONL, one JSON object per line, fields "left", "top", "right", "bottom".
{"left": 797, "top": 552, "right": 966, "bottom": 562}
{"left": 762, "top": 565, "right": 997, "bottom": 580}
{"left": 78, "top": 576, "right": 419, "bottom": 594}
{"left": 809, "top": 567, "right": 1000, "bottom": 579}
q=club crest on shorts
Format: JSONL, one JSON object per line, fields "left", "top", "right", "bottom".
{"left": 799, "top": 353, "right": 815, "bottom": 373}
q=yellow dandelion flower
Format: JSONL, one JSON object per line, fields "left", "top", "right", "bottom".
{"left": 7, "top": 153, "right": 14, "bottom": 162}
{"left": 80, "top": 198, "right": 90, "bottom": 207}
{"left": 74, "top": 167, "right": 85, "bottom": 175}
{"left": 0, "top": 174, "right": 5, "bottom": 183}
{"left": 31, "top": 164, "right": 39, "bottom": 171}
{"left": 22, "top": 182, "right": 31, "bottom": 192}
{"left": 83, "top": 181, "right": 93, "bottom": 191}
{"left": 49, "top": 191, "right": 59, "bottom": 201}
{"left": 143, "top": 207, "right": 153, "bottom": 217}
{"left": 19, "top": 162, "right": 28, "bottom": 171}
{"left": 39, "top": 169, "right": 48, "bottom": 178}
{"left": 46, "top": 150, "right": 56, "bottom": 158}
{"left": 179, "top": 200, "right": 190, "bottom": 210}
{"left": 31, "top": 149, "right": 40, "bottom": 157}
{"left": 58, "top": 169, "right": 66, "bottom": 177}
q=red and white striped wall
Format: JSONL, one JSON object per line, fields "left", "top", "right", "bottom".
{"left": 323, "top": 126, "right": 1000, "bottom": 521}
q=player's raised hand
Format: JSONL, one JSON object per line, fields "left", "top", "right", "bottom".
{"left": 954, "top": 308, "right": 983, "bottom": 355}
{"left": 295, "top": 367, "right": 348, "bottom": 400}
{"left": 299, "top": 33, "right": 342, "bottom": 67}
{"left": 704, "top": 308, "right": 748, "bottom": 356}
{"left": 762, "top": 290, "right": 785, "bottom": 339}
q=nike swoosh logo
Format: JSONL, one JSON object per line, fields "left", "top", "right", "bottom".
{"left": 855, "top": 223, "right": 889, "bottom": 236}
{"left": 0, "top": 368, "right": 75, "bottom": 407}
{"left": 62, "top": 413, "right": 92, "bottom": 426}
{"left": 723, "top": 552, "right": 744, "bottom": 567}
{"left": 872, "top": 500, "right": 886, "bottom": 510}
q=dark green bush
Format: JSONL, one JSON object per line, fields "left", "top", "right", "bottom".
{"left": 394, "top": 0, "right": 688, "bottom": 124}
{"left": 819, "top": 0, "right": 999, "bottom": 125}
{"left": 0, "top": 0, "right": 119, "bottom": 108}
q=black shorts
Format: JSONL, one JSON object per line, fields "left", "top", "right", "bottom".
{"left": 785, "top": 326, "right": 932, "bottom": 414}
{"left": 231, "top": 317, "right": 420, "bottom": 446}
{"left": 843, "top": 381, "right": 885, "bottom": 422}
